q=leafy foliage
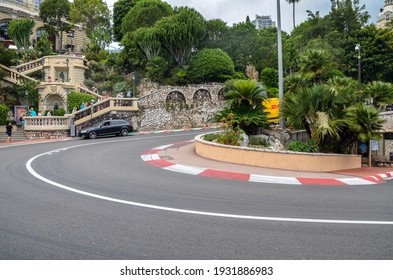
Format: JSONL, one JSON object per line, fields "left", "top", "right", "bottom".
{"left": 67, "top": 92, "right": 97, "bottom": 112}
{"left": 155, "top": 7, "right": 206, "bottom": 66}
{"left": 70, "top": 0, "right": 110, "bottom": 38}
{"left": 288, "top": 140, "right": 319, "bottom": 153}
{"left": 39, "top": 0, "right": 71, "bottom": 54}
{"left": 0, "top": 103, "right": 9, "bottom": 125}
{"left": 7, "top": 18, "right": 35, "bottom": 60}
{"left": 187, "top": 48, "right": 235, "bottom": 83}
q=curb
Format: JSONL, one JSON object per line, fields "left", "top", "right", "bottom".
{"left": 141, "top": 142, "right": 393, "bottom": 186}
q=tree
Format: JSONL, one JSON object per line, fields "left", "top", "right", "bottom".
{"left": 355, "top": 24, "right": 393, "bottom": 83}
{"left": 155, "top": 7, "right": 206, "bottom": 66}
{"left": 282, "top": 84, "right": 352, "bottom": 152}
{"left": 39, "top": 0, "right": 72, "bottom": 54}
{"left": 348, "top": 103, "right": 384, "bottom": 167}
{"left": 113, "top": 0, "right": 136, "bottom": 42}
{"left": 187, "top": 48, "right": 235, "bottom": 83}
{"left": 133, "top": 27, "right": 162, "bottom": 61}
{"left": 121, "top": 0, "right": 173, "bottom": 38}
{"left": 215, "top": 79, "right": 268, "bottom": 135}
{"left": 36, "top": 32, "right": 53, "bottom": 57}
{"left": 70, "top": 0, "right": 111, "bottom": 38}
{"left": 327, "top": 0, "right": 369, "bottom": 38}
{"left": 202, "top": 19, "right": 229, "bottom": 50}
{"left": 7, "top": 18, "right": 35, "bottom": 60}
{"left": 286, "top": 0, "right": 300, "bottom": 29}
{"left": 298, "top": 49, "right": 334, "bottom": 83}
{"left": 363, "top": 81, "right": 393, "bottom": 109}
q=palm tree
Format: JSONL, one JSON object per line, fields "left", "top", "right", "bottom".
{"left": 298, "top": 49, "right": 333, "bottom": 83}
{"left": 286, "top": 0, "right": 301, "bottom": 29}
{"left": 348, "top": 103, "right": 385, "bottom": 167}
{"left": 282, "top": 84, "right": 352, "bottom": 151}
{"left": 363, "top": 81, "right": 393, "bottom": 109}
{"left": 215, "top": 79, "right": 268, "bottom": 135}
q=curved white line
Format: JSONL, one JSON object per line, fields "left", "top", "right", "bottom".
{"left": 25, "top": 141, "right": 393, "bottom": 225}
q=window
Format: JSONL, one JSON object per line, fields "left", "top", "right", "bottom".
{"left": 0, "top": 21, "right": 10, "bottom": 40}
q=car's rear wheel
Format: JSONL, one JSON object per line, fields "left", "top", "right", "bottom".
{"left": 89, "top": 131, "right": 97, "bottom": 139}
{"left": 120, "top": 128, "right": 128, "bottom": 136}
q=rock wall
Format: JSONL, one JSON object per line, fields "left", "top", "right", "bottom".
{"left": 136, "top": 81, "right": 225, "bottom": 131}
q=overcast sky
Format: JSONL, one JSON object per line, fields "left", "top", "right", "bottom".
{"left": 106, "top": 0, "right": 383, "bottom": 33}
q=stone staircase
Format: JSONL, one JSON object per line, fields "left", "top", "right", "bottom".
{"left": 0, "top": 126, "right": 29, "bottom": 143}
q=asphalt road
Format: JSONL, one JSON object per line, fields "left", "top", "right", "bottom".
{"left": 1, "top": 131, "right": 393, "bottom": 259}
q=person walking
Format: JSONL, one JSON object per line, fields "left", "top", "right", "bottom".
{"left": 5, "top": 122, "right": 13, "bottom": 143}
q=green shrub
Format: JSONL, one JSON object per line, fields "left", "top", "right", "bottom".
{"left": 187, "top": 48, "right": 235, "bottom": 83}
{"left": 54, "top": 108, "right": 66, "bottom": 116}
{"left": 249, "top": 136, "right": 269, "bottom": 148}
{"left": 0, "top": 104, "right": 9, "bottom": 125}
{"left": 204, "top": 133, "right": 218, "bottom": 142}
{"left": 67, "top": 92, "right": 96, "bottom": 112}
{"left": 288, "top": 140, "right": 318, "bottom": 153}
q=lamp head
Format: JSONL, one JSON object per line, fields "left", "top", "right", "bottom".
{"left": 355, "top": 44, "right": 360, "bottom": 51}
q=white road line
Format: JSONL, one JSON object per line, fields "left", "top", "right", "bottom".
{"left": 25, "top": 145, "right": 393, "bottom": 225}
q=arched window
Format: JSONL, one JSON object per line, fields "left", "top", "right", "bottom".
{"left": 218, "top": 88, "right": 226, "bottom": 101}
{"left": 193, "top": 89, "right": 211, "bottom": 103}
{"left": 166, "top": 91, "right": 186, "bottom": 103}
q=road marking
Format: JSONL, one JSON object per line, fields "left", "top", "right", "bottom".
{"left": 25, "top": 143, "right": 393, "bottom": 225}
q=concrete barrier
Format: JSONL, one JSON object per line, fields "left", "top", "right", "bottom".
{"left": 195, "top": 134, "right": 361, "bottom": 172}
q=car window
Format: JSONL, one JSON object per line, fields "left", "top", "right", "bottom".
{"left": 101, "top": 122, "right": 110, "bottom": 127}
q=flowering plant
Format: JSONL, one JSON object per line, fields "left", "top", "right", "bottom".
{"left": 216, "top": 114, "right": 244, "bottom": 146}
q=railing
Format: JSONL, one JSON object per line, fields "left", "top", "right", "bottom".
{"left": 0, "top": 64, "right": 37, "bottom": 84}
{"left": 13, "top": 58, "right": 44, "bottom": 74}
{"left": 77, "top": 85, "right": 102, "bottom": 99}
{"left": 24, "top": 116, "right": 71, "bottom": 131}
{"left": 73, "top": 98, "right": 138, "bottom": 125}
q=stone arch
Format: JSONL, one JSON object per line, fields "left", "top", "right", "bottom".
{"left": 44, "top": 93, "right": 66, "bottom": 112}
{"left": 218, "top": 87, "right": 226, "bottom": 101}
{"left": 166, "top": 91, "right": 186, "bottom": 104}
{"left": 193, "top": 89, "right": 211, "bottom": 103}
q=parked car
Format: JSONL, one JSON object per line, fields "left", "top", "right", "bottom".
{"left": 79, "top": 119, "right": 133, "bottom": 139}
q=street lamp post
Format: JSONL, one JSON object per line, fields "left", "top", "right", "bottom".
{"left": 66, "top": 58, "right": 69, "bottom": 82}
{"left": 25, "top": 90, "right": 28, "bottom": 106}
{"left": 41, "top": 58, "right": 45, "bottom": 82}
{"left": 355, "top": 44, "right": 361, "bottom": 89}
{"left": 132, "top": 73, "right": 136, "bottom": 97}
{"left": 277, "top": 0, "right": 284, "bottom": 128}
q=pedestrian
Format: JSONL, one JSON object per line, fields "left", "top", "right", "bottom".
{"left": 72, "top": 106, "right": 77, "bottom": 113}
{"left": 46, "top": 110, "right": 52, "bottom": 117}
{"left": 19, "top": 115, "right": 24, "bottom": 131}
{"left": 38, "top": 110, "right": 42, "bottom": 116}
{"left": 29, "top": 107, "right": 37, "bottom": 116}
{"left": 5, "top": 122, "right": 13, "bottom": 143}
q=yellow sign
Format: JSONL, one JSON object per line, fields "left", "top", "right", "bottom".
{"left": 262, "top": 98, "right": 279, "bottom": 123}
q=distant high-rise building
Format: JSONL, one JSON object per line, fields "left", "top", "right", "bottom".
{"left": 377, "top": 0, "right": 393, "bottom": 28}
{"left": 252, "top": 14, "right": 275, "bottom": 30}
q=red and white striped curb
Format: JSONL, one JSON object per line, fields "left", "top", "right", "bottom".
{"left": 141, "top": 143, "right": 393, "bottom": 186}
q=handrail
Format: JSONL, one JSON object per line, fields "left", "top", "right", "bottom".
{"left": 0, "top": 64, "right": 37, "bottom": 84}
{"left": 13, "top": 58, "right": 44, "bottom": 73}
{"left": 77, "top": 85, "right": 102, "bottom": 99}
{"left": 23, "top": 98, "right": 139, "bottom": 130}
{"left": 73, "top": 97, "right": 138, "bottom": 125}
{"left": 24, "top": 116, "right": 70, "bottom": 131}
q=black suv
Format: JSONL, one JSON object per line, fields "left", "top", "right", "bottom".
{"left": 79, "top": 119, "right": 133, "bottom": 139}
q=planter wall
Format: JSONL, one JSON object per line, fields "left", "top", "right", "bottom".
{"left": 195, "top": 134, "right": 361, "bottom": 172}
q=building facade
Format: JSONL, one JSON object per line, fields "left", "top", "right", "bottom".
{"left": 377, "top": 0, "right": 393, "bottom": 28}
{"left": 252, "top": 14, "right": 275, "bottom": 30}
{"left": 0, "top": 0, "right": 88, "bottom": 52}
